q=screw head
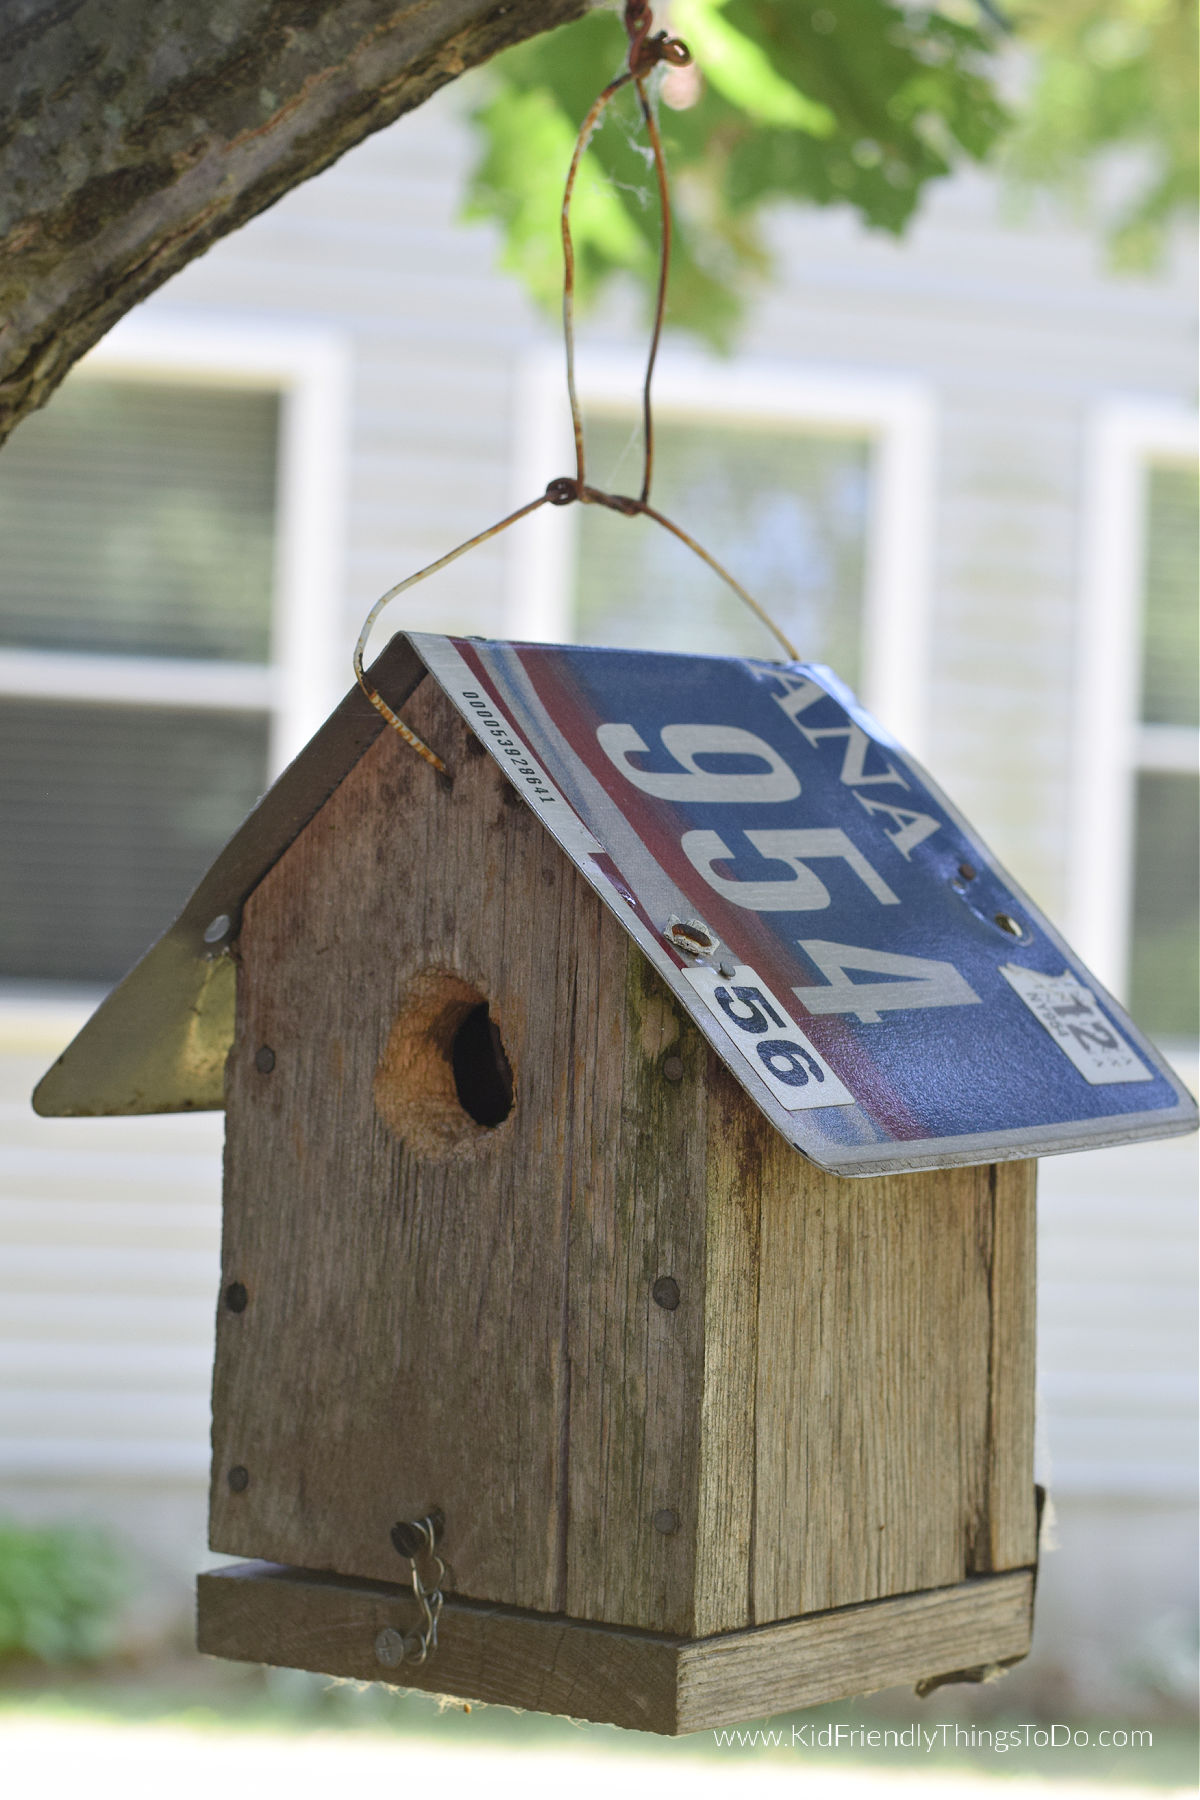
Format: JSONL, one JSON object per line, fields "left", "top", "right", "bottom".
{"left": 652, "top": 1276, "right": 680, "bottom": 1311}
{"left": 957, "top": 862, "right": 977, "bottom": 883}
{"left": 224, "top": 1281, "right": 248, "bottom": 1314}
{"left": 653, "top": 1508, "right": 680, "bottom": 1536}
{"left": 662, "top": 1054, "right": 684, "bottom": 1083}
{"left": 375, "top": 1627, "right": 405, "bottom": 1668}
{"left": 227, "top": 1465, "right": 249, "bottom": 1493}
{"left": 254, "top": 1045, "right": 276, "bottom": 1074}
{"left": 203, "top": 913, "right": 233, "bottom": 946}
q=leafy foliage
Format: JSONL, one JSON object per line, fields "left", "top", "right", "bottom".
{"left": 465, "top": 0, "right": 1196, "bottom": 340}
{"left": 465, "top": 1, "right": 1008, "bottom": 344}
{"left": 0, "top": 1521, "right": 129, "bottom": 1664}
{"left": 1003, "top": 0, "right": 1198, "bottom": 268}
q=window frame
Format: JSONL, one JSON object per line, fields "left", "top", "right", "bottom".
{"left": 0, "top": 312, "right": 351, "bottom": 777}
{"left": 504, "top": 348, "right": 937, "bottom": 755}
{"left": 1069, "top": 399, "right": 1199, "bottom": 1008}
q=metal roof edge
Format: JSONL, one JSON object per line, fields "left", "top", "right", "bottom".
{"left": 32, "top": 637, "right": 426, "bottom": 1117}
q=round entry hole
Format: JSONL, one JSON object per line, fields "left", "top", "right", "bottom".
{"left": 374, "top": 970, "right": 516, "bottom": 1160}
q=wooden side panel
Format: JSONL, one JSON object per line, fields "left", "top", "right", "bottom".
{"left": 210, "top": 681, "right": 627, "bottom": 1612}
{"left": 974, "top": 1159, "right": 1038, "bottom": 1571}
{"left": 753, "top": 1152, "right": 1006, "bottom": 1621}
{"left": 563, "top": 949, "right": 711, "bottom": 1636}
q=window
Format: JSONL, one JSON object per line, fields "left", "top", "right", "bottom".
{"left": 506, "top": 354, "right": 935, "bottom": 746}
{"left": 0, "top": 377, "right": 277, "bottom": 986}
{"left": 0, "top": 321, "right": 348, "bottom": 989}
{"left": 1072, "top": 404, "right": 1199, "bottom": 1045}
{"left": 1127, "top": 464, "right": 1199, "bottom": 1038}
{"left": 574, "top": 414, "right": 871, "bottom": 680}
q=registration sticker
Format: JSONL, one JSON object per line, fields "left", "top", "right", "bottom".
{"left": 1000, "top": 965, "right": 1152, "bottom": 1086}
{"left": 682, "top": 962, "right": 854, "bottom": 1110}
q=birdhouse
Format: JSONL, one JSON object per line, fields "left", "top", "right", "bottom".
{"left": 35, "top": 633, "right": 1196, "bottom": 1735}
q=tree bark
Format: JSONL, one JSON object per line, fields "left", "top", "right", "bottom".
{"left": 0, "top": 0, "right": 589, "bottom": 447}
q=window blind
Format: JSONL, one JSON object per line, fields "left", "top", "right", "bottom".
{"left": 0, "top": 380, "right": 278, "bottom": 663}
{"left": 0, "top": 376, "right": 279, "bottom": 986}
{"left": 0, "top": 700, "right": 269, "bottom": 984}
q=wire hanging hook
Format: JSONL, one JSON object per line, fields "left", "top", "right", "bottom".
{"left": 353, "top": 0, "right": 798, "bottom": 771}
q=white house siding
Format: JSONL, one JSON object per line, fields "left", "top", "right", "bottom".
{"left": 0, "top": 82, "right": 1195, "bottom": 1702}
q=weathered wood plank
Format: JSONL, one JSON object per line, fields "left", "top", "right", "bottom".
{"left": 976, "top": 1159, "right": 1038, "bottom": 1571}
{"left": 692, "top": 1054, "right": 763, "bottom": 1636}
{"left": 753, "top": 1159, "right": 997, "bottom": 1620}
{"left": 197, "top": 1560, "right": 1034, "bottom": 1736}
{"left": 197, "top": 1561, "right": 677, "bottom": 1734}
{"left": 675, "top": 1569, "right": 1034, "bottom": 1732}
{"left": 210, "top": 681, "right": 619, "bottom": 1611}
{"left": 563, "top": 949, "right": 711, "bottom": 1634}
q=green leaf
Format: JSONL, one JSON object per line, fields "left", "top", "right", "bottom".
{"left": 1002, "top": 0, "right": 1198, "bottom": 270}
{"left": 671, "top": 0, "right": 837, "bottom": 134}
{"left": 463, "top": 2, "right": 1011, "bottom": 344}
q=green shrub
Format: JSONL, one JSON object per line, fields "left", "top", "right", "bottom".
{"left": 0, "top": 1521, "right": 129, "bottom": 1664}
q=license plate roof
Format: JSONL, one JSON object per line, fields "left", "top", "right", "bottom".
{"left": 414, "top": 635, "right": 1197, "bottom": 1177}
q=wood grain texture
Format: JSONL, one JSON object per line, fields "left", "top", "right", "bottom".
{"left": 198, "top": 1560, "right": 675, "bottom": 1734}
{"left": 212, "top": 680, "right": 617, "bottom": 1610}
{"left": 975, "top": 1160, "right": 1038, "bottom": 1572}
{"left": 675, "top": 1569, "right": 1034, "bottom": 1732}
{"left": 692, "top": 1055, "right": 764, "bottom": 1636}
{"left": 197, "top": 1560, "right": 1033, "bottom": 1736}
{"left": 752, "top": 1154, "right": 1007, "bottom": 1621}
{"left": 563, "top": 947, "right": 710, "bottom": 1634}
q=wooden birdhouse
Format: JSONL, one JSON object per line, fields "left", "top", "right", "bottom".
{"left": 35, "top": 633, "right": 1196, "bottom": 1735}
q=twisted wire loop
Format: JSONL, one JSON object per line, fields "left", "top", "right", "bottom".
{"left": 353, "top": 0, "right": 799, "bottom": 771}
{"left": 399, "top": 1516, "right": 446, "bottom": 1664}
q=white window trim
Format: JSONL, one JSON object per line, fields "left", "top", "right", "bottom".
{"left": 0, "top": 311, "right": 351, "bottom": 775}
{"left": 1069, "top": 399, "right": 1199, "bottom": 1000}
{"left": 505, "top": 348, "right": 937, "bottom": 755}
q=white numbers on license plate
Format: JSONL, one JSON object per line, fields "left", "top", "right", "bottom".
{"left": 682, "top": 963, "right": 855, "bottom": 1111}
{"left": 1000, "top": 965, "right": 1151, "bottom": 1085}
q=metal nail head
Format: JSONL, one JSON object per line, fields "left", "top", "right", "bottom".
{"left": 652, "top": 1276, "right": 680, "bottom": 1311}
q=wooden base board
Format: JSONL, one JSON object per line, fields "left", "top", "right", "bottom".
{"left": 198, "top": 1562, "right": 1034, "bottom": 1736}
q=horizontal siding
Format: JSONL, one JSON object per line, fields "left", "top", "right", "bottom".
{"left": 0, "top": 1027, "right": 220, "bottom": 1482}
{"left": 1037, "top": 1124, "right": 1198, "bottom": 1499}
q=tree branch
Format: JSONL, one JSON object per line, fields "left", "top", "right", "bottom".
{"left": 0, "top": 0, "right": 590, "bottom": 446}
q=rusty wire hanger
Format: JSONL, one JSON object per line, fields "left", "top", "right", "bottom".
{"left": 354, "top": 0, "right": 799, "bottom": 776}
